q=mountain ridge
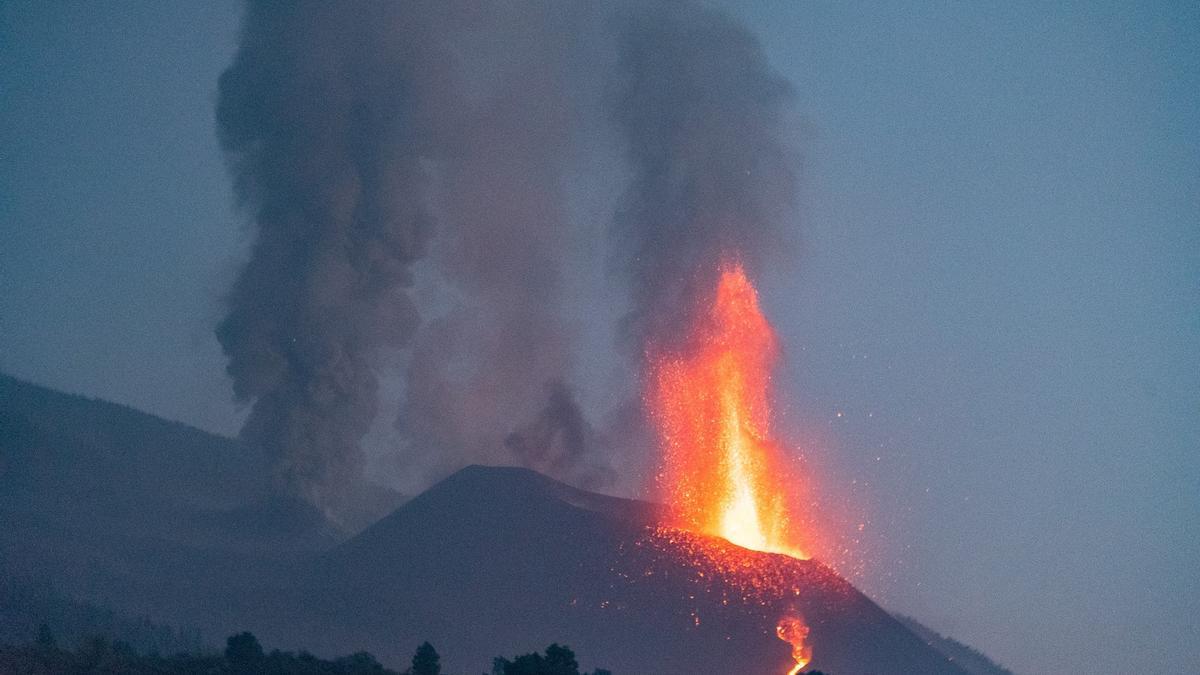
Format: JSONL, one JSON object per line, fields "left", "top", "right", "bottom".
{"left": 1, "top": 374, "right": 996, "bottom": 674}
{"left": 276, "top": 464, "right": 969, "bottom": 674}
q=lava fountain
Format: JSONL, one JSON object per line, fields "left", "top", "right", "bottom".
{"left": 647, "top": 260, "right": 817, "bottom": 674}
{"left": 648, "top": 260, "right": 810, "bottom": 559}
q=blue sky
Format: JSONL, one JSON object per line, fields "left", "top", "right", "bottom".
{"left": 2, "top": 2, "right": 1197, "bottom": 673}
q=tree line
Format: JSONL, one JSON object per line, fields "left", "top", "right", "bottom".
{"left": 1, "top": 626, "right": 830, "bottom": 674}
{"left": 0, "top": 626, "right": 616, "bottom": 675}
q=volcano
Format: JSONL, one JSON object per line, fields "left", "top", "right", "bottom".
{"left": 260, "top": 465, "right": 967, "bottom": 675}
{"left": 1, "top": 376, "right": 978, "bottom": 674}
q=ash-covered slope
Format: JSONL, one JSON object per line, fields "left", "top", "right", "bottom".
{"left": 0, "top": 378, "right": 987, "bottom": 673}
{"left": 895, "top": 615, "right": 1015, "bottom": 675}
{"left": 0, "top": 373, "right": 338, "bottom": 547}
{"left": 0, "top": 373, "right": 404, "bottom": 637}
{"left": 265, "top": 465, "right": 967, "bottom": 675}
{"left": 0, "top": 374, "right": 347, "bottom": 636}
{"left": 0, "top": 374, "right": 403, "bottom": 548}
{"left": 0, "top": 373, "right": 271, "bottom": 528}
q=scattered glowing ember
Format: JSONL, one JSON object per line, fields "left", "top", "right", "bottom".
{"left": 649, "top": 260, "right": 810, "bottom": 559}
{"left": 633, "top": 526, "right": 854, "bottom": 606}
{"left": 644, "top": 261, "right": 820, "bottom": 674}
{"left": 776, "top": 614, "right": 813, "bottom": 674}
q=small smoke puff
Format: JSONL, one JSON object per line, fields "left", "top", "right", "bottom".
{"left": 505, "top": 380, "right": 617, "bottom": 490}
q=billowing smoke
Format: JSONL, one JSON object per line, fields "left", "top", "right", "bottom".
{"left": 215, "top": 1, "right": 614, "bottom": 511}
{"left": 214, "top": 0, "right": 795, "bottom": 512}
{"left": 608, "top": 2, "right": 797, "bottom": 355}
{"left": 504, "top": 380, "right": 616, "bottom": 490}
{"left": 215, "top": 0, "right": 461, "bottom": 512}
{"left": 397, "top": 2, "right": 615, "bottom": 490}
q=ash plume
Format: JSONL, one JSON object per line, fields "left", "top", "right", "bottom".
{"left": 214, "top": 0, "right": 462, "bottom": 512}
{"left": 398, "top": 2, "right": 614, "bottom": 490}
{"left": 213, "top": 0, "right": 792, "bottom": 511}
{"left": 504, "top": 380, "right": 617, "bottom": 490}
{"left": 215, "top": 1, "right": 615, "bottom": 510}
{"left": 608, "top": 1, "right": 798, "bottom": 354}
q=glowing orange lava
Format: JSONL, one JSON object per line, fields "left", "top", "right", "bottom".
{"left": 649, "top": 261, "right": 810, "bottom": 559}
{"left": 776, "top": 615, "right": 813, "bottom": 674}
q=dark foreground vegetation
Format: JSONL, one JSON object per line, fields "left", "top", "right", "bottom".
{"left": 0, "top": 628, "right": 838, "bottom": 674}
{"left": 0, "top": 627, "right": 622, "bottom": 675}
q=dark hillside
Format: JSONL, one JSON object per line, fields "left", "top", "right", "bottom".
{"left": 241, "top": 465, "right": 970, "bottom": 675}
{"left": 2, "top": 379, "right": 1001, "bottom": 674}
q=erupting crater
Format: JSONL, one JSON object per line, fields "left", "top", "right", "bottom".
{"left": 646, "top": 260, "right": 819, "bottom": 673}
{"left": 648, "top": 261, "right": 811, "bottom": 559}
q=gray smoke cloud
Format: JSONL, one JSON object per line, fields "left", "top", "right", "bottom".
{"left": 214, "top": 0, "right": 795, "bottom": 511}
{"left": 394, "top": 2, "right": 617, "bottom": 490}
{"left": 215, "top": 0, "right": 462, "bottom": 512}
{"left": 608, "top": 2, "right": 798, "bottom": 355}
{"left": 504, "top": 380, "right": 617, "bottom": 490}
{"left": 216, "top": 1, "right": 615, "bottom": 510}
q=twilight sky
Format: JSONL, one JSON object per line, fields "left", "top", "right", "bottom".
{"left": 1, "top": 2, "right": 1197, "bottom": 674}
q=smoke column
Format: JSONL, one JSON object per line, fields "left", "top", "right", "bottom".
{"left": 608, "top": 1, "right": 798, "bottom": 355}
{"left": 216, "top": 1, "right": 615, "bottom": 510}
{"left": 214, "top": 0, "right": 462, "bottom": 512}
{"left": 213, "top": 0, "right": 793, "bottom": 510}
{"left": 399, "top": 2, "right": 614, "bottom": 489}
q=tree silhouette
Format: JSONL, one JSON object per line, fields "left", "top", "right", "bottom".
{"left": 336, "top": 651, "right": 389, "bottom": 673}
{"left": 491, "top": 644, "right": 610, "bottom": 675}
{"left": 2, "top": 630, "right": 409, "bottom": 674}
{"left": 225, "top": 631, "right": 264, "bottom": 673}
{"left": 35, "top": 624, "right": 55, "bottom": 650}
{"left": 77, "top": 635, "right": 132, "bottom": 672}
{"left": 544, "top": 644, "right": 578, "bottom": 675}
{"left": 412, "top": 641, "right": 441, "bottom": 675}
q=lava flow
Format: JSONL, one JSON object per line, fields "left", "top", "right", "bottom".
{"left": 777, "top": 615, "right": 813, "bottom": 675}
{"left": 649, "top": 260, "right": 810, "bottom": 559}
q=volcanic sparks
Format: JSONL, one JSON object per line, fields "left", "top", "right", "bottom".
{"left": 777, "top": 615, "right": 813, "bottom": 674}
{"left": 649, "top": 261, "right": 810, "bottom": 559}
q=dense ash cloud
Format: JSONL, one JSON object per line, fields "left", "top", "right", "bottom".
{"left": 214, "top": 0, "right": 461, "bottom": 512}
{"left": 608, "top": 1, "right": 798, "bottom": 354}
{"left": 215, "top": 1, "right": 615, "bottom": 510}
{"left": 214, "top": 0, "right": 795, "bottom": 510}
{"left": 395, "top": 2, "right": 615, "bottom": 490}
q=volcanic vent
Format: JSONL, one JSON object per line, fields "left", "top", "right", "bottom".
{"left": 648, "top": 261, "right": 811, "bottom": 559}
{"left": 292, "top": 465, "right": 967, "bottom": 675}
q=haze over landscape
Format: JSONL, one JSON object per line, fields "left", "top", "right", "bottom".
{"left": 2, "top": 2, "right": 1198, "bottom": 674}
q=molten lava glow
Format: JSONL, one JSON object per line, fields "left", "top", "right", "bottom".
{"left": 777, "top": 615, "right": 813, "bottom": 674}
{"left": 650, "top": 261, "right": 810, "bottom": 559}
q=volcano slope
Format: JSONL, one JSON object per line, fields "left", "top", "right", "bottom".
{"left": 262, "top": 465, "right": 965, "bottom": 675}
{"left": 1, "top": 375, "right": 972, "bottom": 673}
